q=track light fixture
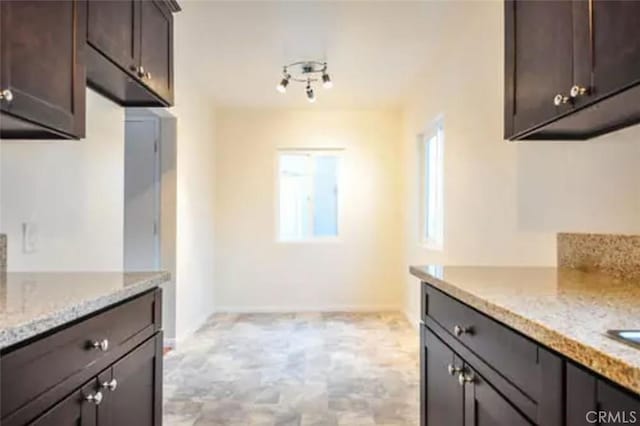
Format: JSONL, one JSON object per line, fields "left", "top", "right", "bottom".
{"left": 276, "top": 61, "right": 332, "bottom": 102}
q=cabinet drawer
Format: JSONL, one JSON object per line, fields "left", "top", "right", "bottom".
{"left": 425, "top": 284, "right": 540, "bottom": 400}
{"left": 1, "top": 289, "right": 161, "bottom": 424}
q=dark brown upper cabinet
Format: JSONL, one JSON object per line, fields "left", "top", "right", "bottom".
{"left": 0, "top": 0, "right": 86, "bottom": 139}
{"left": 86, "top": 0, "right": 140, "bottom": 78}
{"left": 505, "top": 0, "right": 640, "bottom": 140}
{"left": 140, "top": 0, "right": 174, "bottom": 104}
{"left": 86, "top": 0, "right": 179, "bottom": 107}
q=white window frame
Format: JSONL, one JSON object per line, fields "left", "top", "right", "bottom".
{"left": 275, "top": 148, "right": 343, "bottom": 243}
{"left": 419, "top": 117, "right": 444, "bottom": 250}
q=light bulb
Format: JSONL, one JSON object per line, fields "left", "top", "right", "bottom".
{"left": 276, "top": 76, "right": 289, "bottom": 93}
{"left": 322, "top": 73, "right": 333, "bottom": 89}
{"left": 306, "top": 85, "right": 316, "bottom": 103}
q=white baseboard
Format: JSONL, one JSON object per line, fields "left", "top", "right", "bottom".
{"left": 403, "top": 309, "right": 420, "bottom": 330}
{"left": 213, "top": 304, "right": 402, "bottom": 314}
{"left": 163, "top": 337, "right": 176, "bottom": 350}
{"left": 172, "top": 309, "right": 215, "bottom": 349}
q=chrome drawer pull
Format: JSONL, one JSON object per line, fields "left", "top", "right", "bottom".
{"left": 102, "top": 378, "right": 118, "bottom": 392}
{"left": 458, "top": 372, "right": 475, "bottom": 387}
{"left": 85, "top": 391, "right": 103, "bottom": 405}
{"left": 553, "top": 93, "right": 569, "bottom": 106}
{"left": 447, "top": 364, "right": 462, "bottom": 376}
{"left": 570, "top": 85, "right": 589, "bottom": 98}
{"left": 453, "top": 325, "right": 472, "bottom": 337}
{"left": 90, "top": 339, "right": 109, "bottom": 351}
{"left": 0, "top": 89, "right": 13, "bottom": 103}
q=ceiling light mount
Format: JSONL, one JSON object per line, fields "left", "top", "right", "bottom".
{"left": 276, "top": 60, "right": 332, "bottom": 102}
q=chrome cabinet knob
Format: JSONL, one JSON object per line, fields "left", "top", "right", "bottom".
{"left": 0, "top": 89, "right": 13, "bottom": 102}
{"left": 86, "top": 391, "right": 103, "bottom": 405}
{"left": 145, "top": 71, "right": 152, "bottom": 80}
{"left": 570, "top": 85, "right": 589, "bottom": 98}
{"left": 138, "top": 66, "right": 145, "bottom": 78}
{"left": 453, "top": 325, "right": 472, "bottom": 337}
{"left": 458, "top": 371, "right": 475, "bottom": 387}
{"left": 553, "top": 94, "right": 569, "bottom": 106}
{"left": 102, "top": 378, "right": 118, "bottom": 391}
{"left": 91, "top": 339, "right": 109, "bottom": 351}
{"left": 447, "top": 364, "right": 462, "bottom": 376}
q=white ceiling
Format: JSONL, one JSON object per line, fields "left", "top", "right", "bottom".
{"left": 177, "top": 1, "right": 439, "bottom": 109}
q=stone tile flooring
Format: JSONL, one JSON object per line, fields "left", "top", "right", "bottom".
{"left": 163, "top": 312, "right": 419, "bottom": 426}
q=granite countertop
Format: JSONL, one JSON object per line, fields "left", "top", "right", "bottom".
{"left": 0, "top": 271, "right": 170, "bottom": 351}
{"left": 410, "top": 265, "right": 640, "bottom": 395}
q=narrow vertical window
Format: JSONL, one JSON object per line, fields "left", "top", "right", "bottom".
{"left": 278, "top": 150, "right": 340, "bottom": 241}
{"left": 421, "top": 119, "right": 444, "bottom": 249}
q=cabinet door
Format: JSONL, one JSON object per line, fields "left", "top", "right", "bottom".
{"left": 598, "top": 381, "right": 640, "bottom": 426}
{"left": 423, "top": 327, "right": 464, "bottom": 426}
{"left": 590, "top": 1, "right": 640, "bottom": 99}
{"left": 140, "top": 0, "right": 174, "bottom": 104}
{"left": 505, "top": 0, "right": 574, "bottom": 137}
{"left": 29, "top": 380, "right": 97, "bottom": 426}
{"left": 99, "top": 333, "right": 162, "bottom": 426}
{"left": 567, "top": 362, "right": 640, "bottom": 426}
{"left": 463, "top": 366, "right": 531, "bottom": 426}
{"left": 566, "top": 362, "right": 596, "bottom": 426}
{"left": 86, "top": 0, "right": 140, "bottom": 76}
{"left": 0, "top": 0, "right": 85, "bottom": 138}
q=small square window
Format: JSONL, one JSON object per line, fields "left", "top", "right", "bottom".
{"left": 420, "top": 118, "right": 444, "bottom": 249}
{"left": 277, "top": 150, "right": 341, "bottom": 241}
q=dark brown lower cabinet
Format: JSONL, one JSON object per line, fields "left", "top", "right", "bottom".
{"left": 422, "top": 326, "right": 532, "bottom": 426}
{"left": 98, "top": 334, "right": 163, "bottom": 426}
{"left": 420, "top": 281, "right": 640, "bottom": 426}
{"left": 0, "top": 289, "right": 163, "bottom": 426}
{"left": 463, "top": 365, "right": 531, "bottom": 426}
{"left": 30, "top": 333, "right": 162, "bottom": 426}
{"left": 29, "top": 380, "right": 97, "bottom": 426}
{"left": 423, "top": 327, "right": 463, "bottom": 426}
{"left": 566, "top": 362, "right": 640, "bottom": 426}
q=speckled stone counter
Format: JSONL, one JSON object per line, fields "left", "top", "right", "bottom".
{"left": 410, "top": 265, "right": 640, "bottom": 395}
{"left": 558, "top": 233, "right": 640, "bottom": 280}
{"left": 0, "top": 271, "right": 170, "bottom": 351}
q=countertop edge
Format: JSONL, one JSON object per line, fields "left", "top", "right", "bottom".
{"left": 409, "top": 266, "right": 640, "bottom": 396}
{"left": 0, "top": 272, "right": 170, "bottom": 351}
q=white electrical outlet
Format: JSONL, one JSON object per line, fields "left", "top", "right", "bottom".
{"left": 22, "top": 222, "right": 38, "bottom": 253}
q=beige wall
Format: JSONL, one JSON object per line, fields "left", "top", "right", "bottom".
{"left": 401, "top": 1, "right": 640, "bottom": 325}
{"left": 214, "top": 109, "right": 403, "bottom": 311}
{"left": 1, "top": 89, "right": 125, "bottom": 271}
{"left": 171, "top": 6, "right": 217, "bottom": 341}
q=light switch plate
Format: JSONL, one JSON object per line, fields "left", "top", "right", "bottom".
{"left": 22, "top": 222, "right": 38, "bottom": 253}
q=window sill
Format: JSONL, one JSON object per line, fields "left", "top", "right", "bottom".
{"left": 420, "top": 240, "right": 443, "bottom": 252}
{"left": 276, "top": 237, "right": 342, "bottom": 244}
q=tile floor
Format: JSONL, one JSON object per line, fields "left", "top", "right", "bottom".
{"left": 163, "top": 312, "right": 419, "bottom": 426}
